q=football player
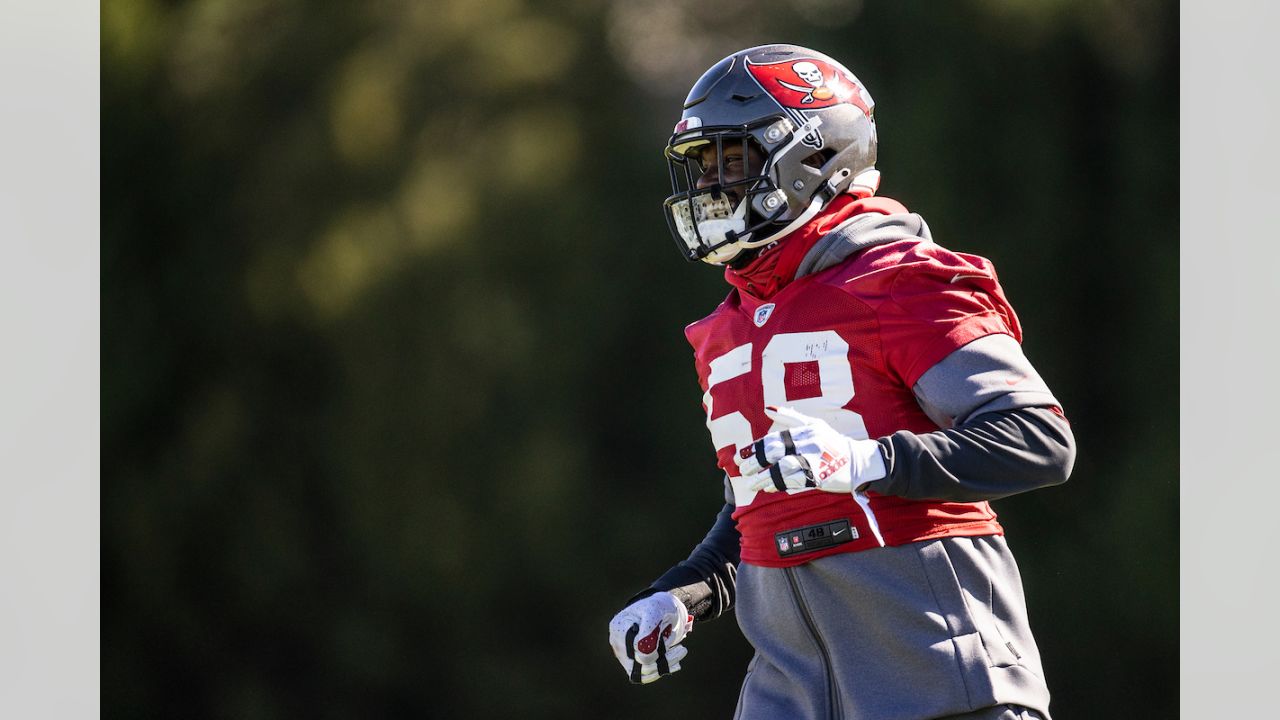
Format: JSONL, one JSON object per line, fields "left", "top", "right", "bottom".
{"left": 608, "top": 44, "right": 1075, "bottom": 720}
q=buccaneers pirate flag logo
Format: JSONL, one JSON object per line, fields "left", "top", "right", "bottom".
{"left": 745, "top": 57, "right": 872, "bottom": 148}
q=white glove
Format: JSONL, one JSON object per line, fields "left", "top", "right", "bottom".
{"left": 737, "top": 405, "right": 886, "bottom": 495}
{"left": 608, "top": 592, "right": 693, "bottom": 684}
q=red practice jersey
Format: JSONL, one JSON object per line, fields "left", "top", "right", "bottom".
{"left": 686, "top": 238, "right": 1024, "bottom": 567}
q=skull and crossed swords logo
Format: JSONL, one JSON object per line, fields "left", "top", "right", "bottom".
{"left": 776, "top": 61, "right": 835, "bottom": 104}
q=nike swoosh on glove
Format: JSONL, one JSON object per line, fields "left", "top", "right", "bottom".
{"left": 608, "top": 592, "right": 693, "bottom": 684}
{"left": 736, "top": 405, "right": 887, "bottom": 495}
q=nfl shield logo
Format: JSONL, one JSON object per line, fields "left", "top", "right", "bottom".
{"left": 778, "top": 536, "right": 790, "bottom": 552}
{"left": 753, "top": 303, "right": 776, "bottom": 327}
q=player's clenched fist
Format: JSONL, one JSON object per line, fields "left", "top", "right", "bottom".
{"left": 737, "top": 405, "right": 887, "bottom": 495}
{"left": 608, "top": 592, "right": 693, "bottom": 684}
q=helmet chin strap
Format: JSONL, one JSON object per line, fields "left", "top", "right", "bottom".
{"left": 700, "top": 167, "right": 855, "bottom": 265}
{"left": 699, "top": 196, "right": 824, "bottom": 265}
{"left": 746, "top": 162, "right": 862, "bottom": 249}
{"left": 738, "top": 194, "right": 826, "bottom": 249}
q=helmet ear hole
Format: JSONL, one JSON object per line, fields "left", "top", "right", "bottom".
{"left": 802, "top": 149, "right": 836, "bottom": 169}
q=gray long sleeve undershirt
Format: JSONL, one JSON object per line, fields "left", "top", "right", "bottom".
{"left": 869, "top": 332, "right": 1075, "bottom": 501}
{"left": 871, "top": 406, "right": 1073, "bottom": 502}
{"left": 631, "top": 335, "right": 1075, "bottom": 623}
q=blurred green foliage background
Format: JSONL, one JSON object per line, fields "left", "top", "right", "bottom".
{"left": 103, "top": 0, "right": 1177, "bottom": 717}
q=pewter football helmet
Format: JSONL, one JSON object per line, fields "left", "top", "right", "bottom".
{"left": 663, "top": 44, "right": 879, "bottom": 265}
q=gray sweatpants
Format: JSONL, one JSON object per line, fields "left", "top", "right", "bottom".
{"left": 733, "top": 535, "right": 1051, "bottom": 720}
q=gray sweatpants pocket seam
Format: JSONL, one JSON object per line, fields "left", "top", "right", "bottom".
{"left": 914, "top": 541, "right": 978, "bottom": 710}
{"left": 941, "top": 538, "right": 1022, "bottom": 669}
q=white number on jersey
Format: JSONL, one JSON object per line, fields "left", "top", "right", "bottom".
{"left": 702, "top": 331, "right": 868, "bottom": 507}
